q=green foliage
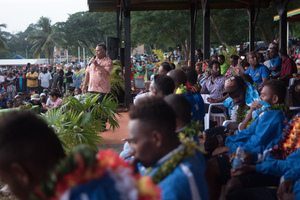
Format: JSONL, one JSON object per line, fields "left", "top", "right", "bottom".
{"left": 220, "top": 43, "right": 237, "bottom": 64}
{"left": 110, "top": 60, "right": 125, "bottom": 99}
{"left": 54, "top": 12, "right": 116, "bottom": 57}
{"left": 0, "top": 24, "right": 8, "bottom": 53}
{"left": 131, "top": 11, "right": 191, "bottom": 61}
{"left": 40, "top": 94, "right": 121, "bottom": 154}
{"left": 28, "top": 17, "right": 66, "bottom": 63}
{"left": 152, "top": 49, "right": 165, "bottom": 62}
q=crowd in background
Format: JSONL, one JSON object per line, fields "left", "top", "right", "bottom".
{"left": 0, "top": 62, "right": 86, "bottom": 112}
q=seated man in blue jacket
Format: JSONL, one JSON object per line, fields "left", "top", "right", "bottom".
{"left": 278, "top": 164, "right": 300, "bottom": 200}
{"left": 127, "top": 96, "right": 208, "bottom": 200}
{"left": 206, "top": 80, "right": 287, "bottom": 200}
{"left": 223, "top": 114, "right": 300, "bottom": 200}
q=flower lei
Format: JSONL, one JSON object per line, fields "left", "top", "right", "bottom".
{"left": 30, "top": 146, "right": 160, "bottom": 200}
{"left": 178, "top": 121, "right": 204, "bottom": 142}
{"left": 176, "top": 83, "right": 191, "bottom": 94}
{"left": 176, "top": 83, "right": 201, "bottom": 95}
{"left": 271, "top": 116, "right": 300, "bottom": 160}
{"left": 146, "top": 139, "right": 204, "bottom": 184}
{"left": 245, "top": 103, "right": 289, "bottom": 129}
{"left": 236, "top": 105, "right": 250, "bottom": 124}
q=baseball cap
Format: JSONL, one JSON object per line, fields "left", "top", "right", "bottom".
{"left": 31, "top": 94, "right": 40, "bottom": 101}
{"left": 223, "top": 76, "right": 246, "bottom": 96}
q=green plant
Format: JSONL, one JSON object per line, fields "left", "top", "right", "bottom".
{"left": 40, "top": 94, "right": 121, "bottom": 153}
{"left": 220, "top": 43, "right": 237, "bottom": 64}
{"left": 110, "top": 60, "right": 125, "bottom": 99}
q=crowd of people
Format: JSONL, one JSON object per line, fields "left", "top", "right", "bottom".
{"left": 2, "top": 41, "right": 300, "bottom": 200}
{"left": 0, "top": 62, "right": 86, "bottom": 112}
{"left": 127, "top": 41, "right": 300, "bottom": 200}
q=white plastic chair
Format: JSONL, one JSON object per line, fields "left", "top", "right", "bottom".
{"left": 204, "top": 103, "right": 227, "bottom": 131}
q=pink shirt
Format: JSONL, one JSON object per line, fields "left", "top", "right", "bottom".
{"left": 86, "top": 56, "right": 113, "bottom": 93}
{"left": 54, "top": 98, "right": 62, "bottom": 107}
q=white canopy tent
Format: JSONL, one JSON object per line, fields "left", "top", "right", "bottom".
{"left": 0, "top": 59, "right": 48, "bottom": 66}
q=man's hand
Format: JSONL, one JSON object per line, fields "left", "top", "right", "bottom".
{"left": 250, "top": 101, "right": 263, "bottom": 112}
{"left": 82, "top": 86, "right": 87, "bottom": 94}
{"left": 144, "top": 81, "right": 151, "bottom": 90}
{"left": 231, "top": 164, "right": 255, "bottom": 177}
{"left": 229, "top": 152, "right": 253, "bottom": 164}
{"left": 207, "top": 98, "right": 216, "bottom": 103}
{"left": 277, "top": 178, "right": 296, "bottom": 200}
{"left": 226, "top": 122, "right": 238, "bottom": 131}
{"left": 212, "top": 146, "right": 229, "bottom": 156}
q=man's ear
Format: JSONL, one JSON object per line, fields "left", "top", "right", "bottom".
{"left": 10, "top": 163, "right": 30, "bottom": 188}
{"left": 272, "top": 95, "right": 279, "bottom": 104}
{"left": 151, "top": 130, "right": 163, "bottom": 148}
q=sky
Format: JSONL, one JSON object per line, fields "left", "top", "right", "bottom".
{"left": 0, "top": 0, "right": 89, "bottom": 34}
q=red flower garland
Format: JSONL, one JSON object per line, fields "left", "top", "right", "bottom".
{"left": 271, "top": 116, "right": 300, "bottom": 160}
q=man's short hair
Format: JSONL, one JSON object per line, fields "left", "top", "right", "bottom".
{"left": 208, "top": 60, "right": 220, "bottom": 69}
{"left": 279, "top": 48, "right": 288, "bottom": 57}
{"left": 164, "top": 94, "right": 191, "bottom": 125}
{"left": 218, "top": 55, "right": 225, "bottom": 60}
{"left": 197, "top": 49, "right": 202, "bottom": 53}
{"left": 240, "top": 74, "right": 253, "bottom": 85}
{"left": 167, "top": 69, "right": 187, "bottom": 88}
{"left": 230, "top": 55, "right": 239, "bottom": 61}
{"left": 129, "top": 97, "right": 176, "bottom": 137}
{"left": 256, "top": 53, "right": 264, "bottom": 62}
{"left": 161, "top": 62, "right": 172, "bottom": 73}
{"left": 211, "top": 55, "right": 218, "bottom": 60}
{"left": 58, "top": 69, "right": 64, "bottom": 75}
{"left": 264, "top": 80, "right": 286, "bottom": 104}
{"left": 0, "top": 111, "right": 65, "bottom": 170}
{"left": 195, "top": 62, "right": 202, "bottom": 67}
{"left": 153, "top": 75, "right": 175, "bottom": 96}
{"left": 97, "top": 43, "right": 107, "bottom": 51}
{"left": 185, "top": 68, "right": 198, "bottom": 85}
{"left": 223, "top": 76, "right": 246, "bottom": 95}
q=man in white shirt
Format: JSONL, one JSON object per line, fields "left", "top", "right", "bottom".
{"left": 38, "top": 67, "right": 52, "bottom": 93}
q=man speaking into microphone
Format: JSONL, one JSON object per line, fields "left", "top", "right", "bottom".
{"left": 82, "top": 44, "right": 113, "bottom": 127}
{"left": 83, "top": 44, "right": 113, "bottom": 96}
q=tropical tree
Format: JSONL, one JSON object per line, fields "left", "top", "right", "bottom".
{"left": 28, "top": 17, "right": 66, "bottom": 63}
{"left": 54, "top": 12, "right": 116, "bottom": 57}
{"left": 0, "top": 23, "right": 8, "bottom": 53}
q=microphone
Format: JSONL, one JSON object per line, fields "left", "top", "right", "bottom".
{"left": 89, "top": 56, "right": 96, "bottom": 66}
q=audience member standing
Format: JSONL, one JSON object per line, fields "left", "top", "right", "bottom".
{"left": 65, "top": 66, "right": 73, "bottom": 93}
{"left": 72, "top": 66, "right": 83, "bottom": 89}
{"left": 5, "top": 72, "right": 16, "bottom": 99}
{"left": 146, "top": 61, "right": 155, "bottom": 81}
{"left": 16, "top": 70, "right": 26, "bottom": 93}
{"left": 52, "top": 70, "right": 64, "bottom": 95}
{"left": 38, "top": 67, "right": 52, "bottom": 93}
{"left": 26, "top": 66, "right": 39, "bottom": 94}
